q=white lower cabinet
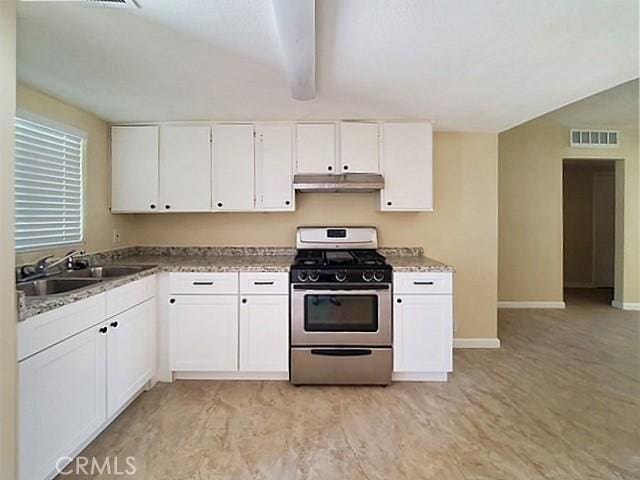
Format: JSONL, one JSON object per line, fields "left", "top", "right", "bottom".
{"left": 392, "top": 272, "right": 453, "bottom": 381}
{"left": 18, "top": 278, "right": 156, "bottom": 480}
{"left": 168, "top": 272, "right": 289, "bottom": 379}
{"left": 393, "top": 294, "right": 452, "bottom": 373}
{"left": 107, "top": 299, "right": 154, "bottom": 417}
{"left": 19, "top": 322, "right": 107, "bottom": 480}
{"left": 239, "top": 294, "right": 288, "bottom": 372}
{"left": 169, "top": 295, "right": 239, "bottom": 371}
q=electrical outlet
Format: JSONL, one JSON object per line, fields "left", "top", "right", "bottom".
{"left": 112, "top": 229, "right": 121, "bottom": 244}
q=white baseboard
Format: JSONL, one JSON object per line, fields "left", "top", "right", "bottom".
{"left": 498, "top": 301, "right": 566, "bottom": 309}
{"left": 173, "top": 371, "right": 289, "bottom": 381}
{"left": 611, "top": 300, "right": 640, "bottom": 311}
{"left": 392, "top": 372, "right": 448, "bottom": 382}
{"left": 453, "top": 338, "right": 501, "bottom": 349}
{"left": 564, "top": 282, "right": 595, "bottom": 288}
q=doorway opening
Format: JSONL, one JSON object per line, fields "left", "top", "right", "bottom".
{"left": 562, "top": 159, "right": 616, "bottom": 307}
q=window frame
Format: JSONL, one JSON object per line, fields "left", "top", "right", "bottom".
{"left": 14, "top": 109, "right": 88, "bottom": 253}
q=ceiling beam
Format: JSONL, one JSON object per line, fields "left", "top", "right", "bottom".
{"left": 271, "top": 0, "right": 315, "bottom": 101}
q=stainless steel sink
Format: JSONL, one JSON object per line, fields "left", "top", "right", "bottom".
{"left": 61, "top": 265, "right": 155, "bottom": 279}
{"left": 17, "top": 278, "right": 103, "bottom": 297}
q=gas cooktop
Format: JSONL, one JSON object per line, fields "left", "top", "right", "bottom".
{"left": 292, "top": 249, "right": 388, "bottom": 268}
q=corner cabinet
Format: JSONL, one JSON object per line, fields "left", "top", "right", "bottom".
{"left": 380, "top": 122, "right": 433, "bottom": 211}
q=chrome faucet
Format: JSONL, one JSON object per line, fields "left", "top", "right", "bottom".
{"left": 35, "top": 249, "right": 86, "bottom": 273}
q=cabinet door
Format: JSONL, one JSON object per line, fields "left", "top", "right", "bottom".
{"left": 381, "top": 122, "right": 433, "bottom": 211}
{"left": 255, "top": 124, "right": 294, "bottom": 211}
{"left": 212, "top": 124, "right": 255, "bottom": 211}
{"left": 393, "top": 294, "right": 452, "bottom": 373}
{"left": 19, "top": 323, "right": 107, "bottom": 480}
{"left": 295, "top": 123, "right": 336, "bottom": 174}
{"left": 339, "top": 122, "right": 379, "bottom": 173}
{"left": 159, "top": 125, "right": 211, "bottom": 212}
{"left": 111, "top": 126, "right": 159, "bottom": 213}
{"left": 170, "top": 295, "right": 238, "bottom": 371}
{"left": 239, "top": 295, "right": 288, "bottom": 372}
{"left": 106, "top": 299, "right": 154, "bottom": 418}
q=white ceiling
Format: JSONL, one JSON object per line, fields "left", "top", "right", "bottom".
{"left": 17, "top": 0, "right": 639, "bottom": 132}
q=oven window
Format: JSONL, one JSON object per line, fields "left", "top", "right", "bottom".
{"left": 304, "top": 295, "right": 378, "bottom": 332}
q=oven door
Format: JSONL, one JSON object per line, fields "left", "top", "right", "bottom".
{"left": 291, "top": 284, "right": 392, "bottom": 346}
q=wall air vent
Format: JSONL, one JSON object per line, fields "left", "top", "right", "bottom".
{"left": 570, "top": 129, "right": 619, "bottom": 147}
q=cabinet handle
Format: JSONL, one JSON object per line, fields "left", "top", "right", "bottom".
{"left": 285, "top": 200, "right": 291, "bottom": 206}
{"left": 99, "top": 326, "right": 108, "bottom": 334}
{"left": 253, "top": 281, "right": 274, "bottom": 285}
{"left": 193, "top": 281, "right": 214, "bottom": 286}
{"left": 150, "top": 204, "right": 157, "bottom": 210}
{"left": 413, "top": 281, "right": 434, "bottom": 285}
{"left": 386, "top": 201, "right": 392, "bottom": 206}
{"left": 343, "top": 165, "right": 349, "bottom": 170}
{"left": 165, "top": 204, "right": 171, "bottom": 210}
{"left": 327, "top": 165, "right": 333, "bottom": 171}
{"left": 217, "top": 202, "right": 223, "bottom": 208}
{"left": 169, "top": 298, "right": 176, "bottom": 304}
{"left": 242, "top": 298, "right": 247, "bottom": 304}
{"left": 110, "top": 321, "right": 119, "bottom": 328}
{"left": 397, "top": 298, "right": 402, "bottom": 303}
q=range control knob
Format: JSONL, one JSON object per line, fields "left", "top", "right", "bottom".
{"left": 373, "top": 271, "right": 385, "bottom": 282}
{"left": 335, "top": 271, "right": 347, "bottom": 282}
{"left": 362, "top": 271, "right": 374, "bottom": 282}
{"left": 297, "top": 271, "right": 309, "bottom": 282}
{"left": 308, "top": 271, "right": 320, "bottom": 282}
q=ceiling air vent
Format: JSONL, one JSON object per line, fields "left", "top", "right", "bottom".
{"left": 21, "top": 0, "right": 141, "bottom": 6}
{"left": 570, "top": 129, "right": 619, "bottom": 147}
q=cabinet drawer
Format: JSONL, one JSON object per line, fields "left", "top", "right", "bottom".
{"left": 239, "top": 272, "right": 288, "bottom": 295}
{"left": 393, "top": 272, "right": 452, "bottom": 295}
{"left": 18, "top": 294, "right": 106, "bottom": 361}
{"left": 106, "top": 275, "right": 155, "bottom": 318}
{"left": 169, "top": 272, "right": 238, "bottom": 295}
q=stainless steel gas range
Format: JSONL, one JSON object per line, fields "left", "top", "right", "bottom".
{"left": 289, "top": 227, "right": 392, "bottom": 385}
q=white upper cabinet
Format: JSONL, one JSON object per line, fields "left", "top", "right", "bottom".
{"left": 213, "top": 124, "right": 255, "bottom": 211}
{"left": 380, "top": 122, "right": 433, "bottom": 211}
{"left": 159, "top": 125, "right": 211, "bottom": 212}
{"left": 339, "top": 122, "right": 380, "bottom": 173}
{"left": 111, "top": 126, "right": 159, "bottom": 212}
{"left": 255, "top": 124, "right": 294, "bottom": 211}
{"left": 295, "top": 123, "right": 336, "bottom": 174}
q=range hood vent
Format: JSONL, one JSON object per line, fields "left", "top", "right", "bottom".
{"left": 293, "top": 173, "right": 384, "bottom": 193}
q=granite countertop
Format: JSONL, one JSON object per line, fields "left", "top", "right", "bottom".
{"left": 386, "top": 255, "right": 455, "bottom": 272}
{"left": 17, "top": 246, "right": 453, "bottom": 321}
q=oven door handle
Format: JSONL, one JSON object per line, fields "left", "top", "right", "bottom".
{"left": 310, "top": 349, "right": 373, "bottom": 357}
{"left": 292, "top": 284, "right": 390, "bottom": 291}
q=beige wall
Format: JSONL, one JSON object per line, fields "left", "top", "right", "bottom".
{"left": 499, "top": 117, "right": 639, "bottom": 305}
{"left": 15, "top": 84, "right": 136, "bottom": 265}
{"left": 130, "top": 132, "right": 499, "bottom": 339}
{"left": 1, "top": 1, "right": 17, "bottom": 478}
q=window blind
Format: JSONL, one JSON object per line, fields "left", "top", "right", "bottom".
{"left": 15, "top": 117, "right": 84, "bottom": 251}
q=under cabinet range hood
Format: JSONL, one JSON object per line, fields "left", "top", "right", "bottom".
{"left": 293, "top": 173, "right": 385, "bottom": 193}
